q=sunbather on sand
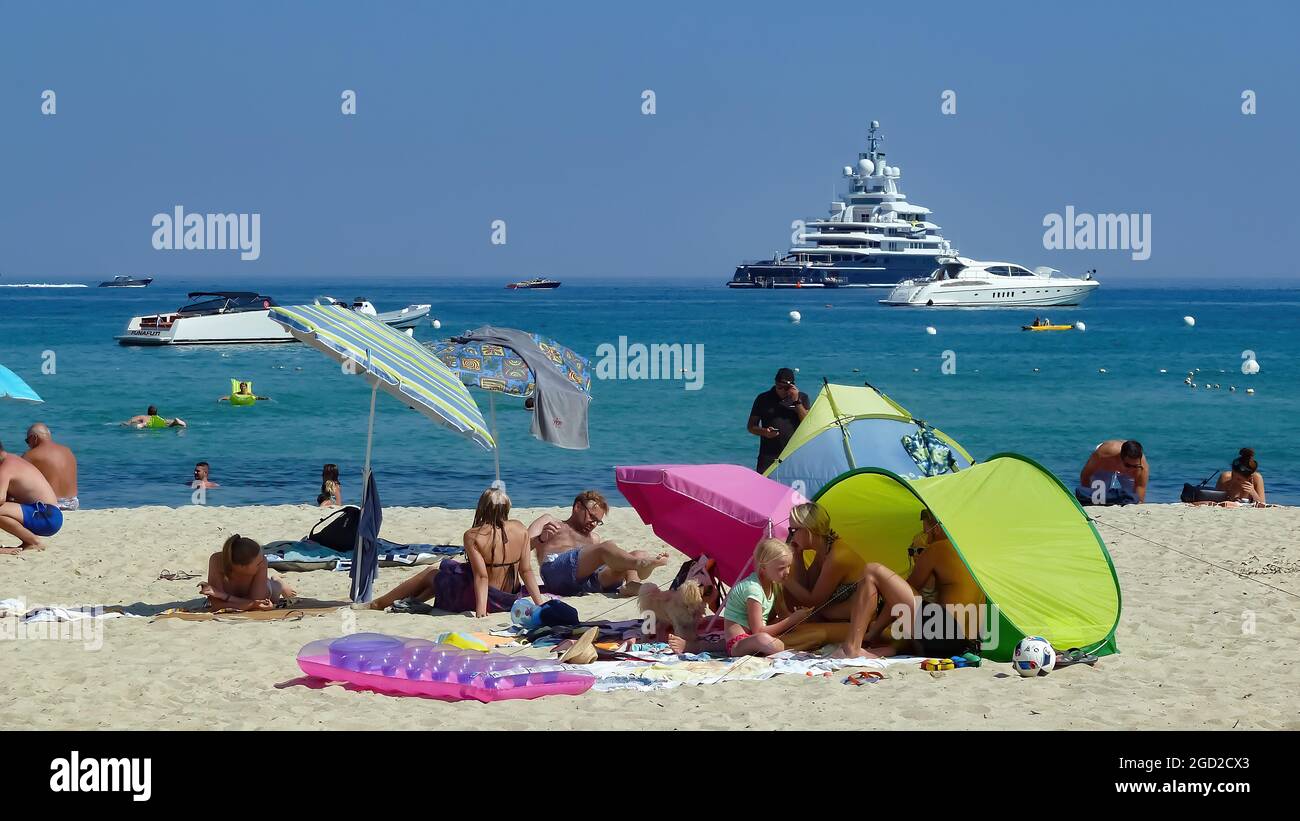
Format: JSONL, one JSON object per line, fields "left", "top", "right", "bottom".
{"left": 779, "top": 502, "right": 864, "bottom": 622}
{"left": 199, "top": 534, "right": 296, "bottom": 611}
{"left": 722, "top": 538, "right": 811, "bottom": 656}
{"left": 1215, "top": 448, "right": 1266, "bottom": 505}
{"left": 906, "top": 509, "right": 985, "bottom": 655}
{"left": 1076, "top": 439, "right": 1147, "bottom": 505}
{"left": 528, "top": 490, "right": 667, "bottom": 598}
{"left": 0, "top": 439, "right": 63, "bottom": 554}
{"left": 832, "top": 562, "right": 921, "bottom": 659}
{"left": 367, "top": 486, "right": 546, "bottom": 617}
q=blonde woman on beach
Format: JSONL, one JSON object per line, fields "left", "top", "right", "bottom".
{"left": 780, "top": 502, "right": 866, "bottom": 621}
{"left": 721, "top": 538, "right": 811, "bottom": 657}
{"left": 367, "top": 486, "right": 546, "bottom": 618}
{"left": 199, "top": 534, "right": 296, "bottom": 611}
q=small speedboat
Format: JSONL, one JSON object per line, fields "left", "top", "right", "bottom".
{"left": 506, "top": 277, "right": 561, "bottom": 290}
{"left": 1022, "top": 323, "right": 1075, "bottom": 332}
{"left": 315, "top": 296, "right": 432, "bottom": 329}
{"left": 99, "top": 275, "right": 153, "bottom": 288}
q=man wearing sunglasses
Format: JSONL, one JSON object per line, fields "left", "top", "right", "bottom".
{"left": 748, "top": 367, "right": 810, "bottom": 473}
{"left": 1076, "top": 439, "right": 1148, "bottom": 505}
{"left": 527, "top": 490, "right": 668, "bottom": 597}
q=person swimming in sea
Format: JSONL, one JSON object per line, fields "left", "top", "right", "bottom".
{"left": 198, "top": 534, "right": 296, "bottom": 611}
{"left": 123, "top": 405, "right": 186, "bottom": 428}
{"left": 217, "top": 382, "right": 269, "bottom": 402}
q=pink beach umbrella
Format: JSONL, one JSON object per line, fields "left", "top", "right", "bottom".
{"left": 615, "top": 464, "right": 808, "bottom": 586}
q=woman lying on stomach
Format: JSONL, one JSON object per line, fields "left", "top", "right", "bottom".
{"left": 200, "top": 534, "right": 296, "bottom": 611}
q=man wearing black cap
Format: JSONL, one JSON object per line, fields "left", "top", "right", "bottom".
{"left": 748, "top": 368, "right": 810, "bottom": 473}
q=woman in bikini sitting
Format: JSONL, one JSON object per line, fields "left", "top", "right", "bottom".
{"left": 1215, "top": 448, "right": 1266, "bottom": 506}
{"left": 780, "top": 502, "right": 866, "bottom": 622}
{"left": 367, "top": 486, "right": 546, "bottom": 617}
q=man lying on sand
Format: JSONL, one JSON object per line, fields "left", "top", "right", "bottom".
{"left": 0, "top": 438, "right": 63, "bottom": 554}
{"left": 528, "top": 490, "right": 667, "bottom": 597}
{"left": 22, "top": 423, "right": 79, "bottom": 511}
{"left": 1076, "top": 439, "right": 1147, "bottom": 505}
{"left": 123, "top": 405, "right": 186, "bottom": 429}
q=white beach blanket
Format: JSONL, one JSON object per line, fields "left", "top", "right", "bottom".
{"left": 14, "top": 604, "right": 142, "bottom": 623}
{"left": 587, "top": 651, "right": 918, "bottom": 692}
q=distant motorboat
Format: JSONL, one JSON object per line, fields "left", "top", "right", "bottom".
{"left": 314, "top": 296, "right": 432, "bottom": 329}
{"left": 99, "top": 275, "right": 153, "bottom": 288}
{"left": 506, "top": 277, "right": 561, "bottom": 290}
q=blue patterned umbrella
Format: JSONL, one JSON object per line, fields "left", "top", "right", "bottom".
{"left": 425, "top": 334, "right": 591, "bottom": 398}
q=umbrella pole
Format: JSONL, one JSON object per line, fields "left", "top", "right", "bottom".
{"left": 703, "top": 523, "right": 768, "bottom": 635}
{"left": 490, "top": 393, "right": 500, "bottom": 485}
{"left": 352, "top": 380, "right": 379, "bottom": 602}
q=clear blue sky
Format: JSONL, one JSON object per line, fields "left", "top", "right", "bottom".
{"left": 2, "top": 1, "right": 1297, "bottom": 284}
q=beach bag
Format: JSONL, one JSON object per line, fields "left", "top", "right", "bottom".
{"left": 308, "top": 505, "right": 361, "bottom": 552}
{"left": 1181, "top": 471, "right": 1230, "bottom": 504}
{"left": 671, "top": 555, "right": 727, "bottom": 613}
{"left": 432, "top": 560, "right": 517, "bottom": 614}
{"left": 538, "top": 599, "right": 579, "bottom": 627}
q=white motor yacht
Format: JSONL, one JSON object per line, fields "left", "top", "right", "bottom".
{"left": 117, "top": 292, "right": 291, "bottom": 345}
{"left": 118, "top": 292, "right": 434, "bottom": 345}
{"left": 880, "top": 258, "right": 1099, "bottom": 307}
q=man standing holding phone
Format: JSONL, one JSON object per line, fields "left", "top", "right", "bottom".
{"left": 748, "top": 367, "right": 810, "bottom": 473}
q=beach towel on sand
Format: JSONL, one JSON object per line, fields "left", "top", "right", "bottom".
{"left": 264, "top": 539, "right": 461, "bottom": 572}
{"left": 587, "top": 652, "right": 911, "bottom": 692}
{"left": 152, "top": 599, "right": 347, "bottom": 621}
{"left": 431, "top": 560, "right": 518, "bottom": 614}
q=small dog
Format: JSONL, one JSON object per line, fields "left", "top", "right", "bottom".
{"left": 638, "top": 580, "right": 707, "bottom": 643}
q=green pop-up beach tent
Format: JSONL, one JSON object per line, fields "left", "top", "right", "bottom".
{"left": 814, "top": 453, "right": 1121, "bottom": 661}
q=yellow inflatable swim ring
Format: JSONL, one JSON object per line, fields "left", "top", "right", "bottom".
{"left": 229, "top": 379, "right": 257, "bottom": 406}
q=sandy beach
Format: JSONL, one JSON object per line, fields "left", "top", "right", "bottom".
{"left": 2, "top": 502, "right": 1297, "bottom": 731}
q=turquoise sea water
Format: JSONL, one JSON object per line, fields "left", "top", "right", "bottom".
{"left": 1, "top": 280, "right": 1296, "bottom": 508}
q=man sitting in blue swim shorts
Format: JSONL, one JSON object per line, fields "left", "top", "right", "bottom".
{"left": 527, "top": 490, "right": 668, "bottom": 598}
{"left": 0, "top": 438, "right": 64, "bottom": 554}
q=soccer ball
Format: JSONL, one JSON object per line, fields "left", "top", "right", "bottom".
{"left": 1011, "top": 636, "right": 1056, "bottom": 677}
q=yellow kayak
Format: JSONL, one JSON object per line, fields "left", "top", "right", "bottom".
{"left": 1022, "top": 324, "right": 1074, "bottom": 332}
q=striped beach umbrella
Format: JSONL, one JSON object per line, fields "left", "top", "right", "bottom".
{"left": 271, "top": 304, "right": 494, "bottom": 450}
{"left": 269, "top": 304, "right": 494, "bottom": 602}
{"left": 0, "top": 364, "right": 43, "bottom": 404}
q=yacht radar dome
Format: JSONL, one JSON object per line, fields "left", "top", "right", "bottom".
{"left": 843, "top": 166, "right": 854, "bottom": 177}
{"left": 858, "top": 159, "right": 874, "bottom": 175}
